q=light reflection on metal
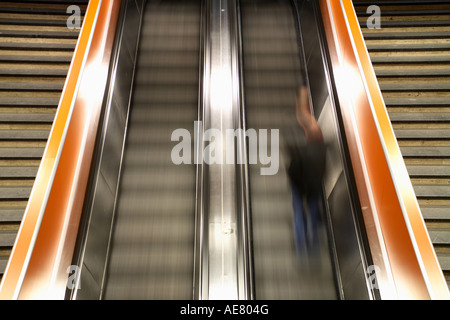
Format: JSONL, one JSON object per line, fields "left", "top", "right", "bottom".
{"left": 195, "top": 0, "right": 251, "bottom": 300}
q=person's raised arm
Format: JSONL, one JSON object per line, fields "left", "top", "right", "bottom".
{"left": 295, "top": 86, "right": 323, "bottom": 143}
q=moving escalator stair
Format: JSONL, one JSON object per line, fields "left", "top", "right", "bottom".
{"left": 102, "top": 0, "right": 200, "bottom": 299}
{"left": 240, "top": 0, "right": 336, "bottom": 299}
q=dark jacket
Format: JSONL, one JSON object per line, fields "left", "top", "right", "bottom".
{"left": 284, "top": 123, "right": 326, "bottom": 196}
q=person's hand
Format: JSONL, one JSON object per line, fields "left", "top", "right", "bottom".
{"left": 307, "top": 121, "right": 323, "bottom": 143}
{"left": 295, "top": 86, "right": 323, "bottom": 143}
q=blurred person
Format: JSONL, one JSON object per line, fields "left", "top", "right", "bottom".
{"left": 285, "top": 85, "right": 326, "bottom": 263}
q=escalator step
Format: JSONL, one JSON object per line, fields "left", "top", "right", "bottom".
{"left": 428, "top": 228, "right": 450, "bottom": 245}
{"left": 383, "top": 91, "right": 450, "bottom": 105}
{"left": 0, "top": 208, "right": 25, "bottom": 222}
{"left": 369, "top": 51, "right": 450, "bottom": 63}
{"left": 373, "top": 63, "right": 450, "bottom": 76}
{"left": 0, "top": 49, "right": 74, "bottom": 62}
{"left": 0, "top": 62, "right": 69, "bottom": 76}
{"left": 0, "top": 112, "right": 55, "bottom": 123}
{"left": 421, "top": 206, "right": 450, "bottom": 220}
{"left": 0, "top": 37, "right": 77, "bottom": 50}
{"left": 413, "top": 184, "right": 450, "bottom": 198}
{"left": 0, "top": 256, "right": 8, "bottom": 275}
{"left": 0, "top": 166, "right": 38, "bottom": 178}
{"left": 395, "top": 129, "right": 450, "bottom": 139}
{"left": 359, "top": 15, "right": 450, "bottom": 27}
{"left": 0, "top": 147, "right": 45, "bottom": 159}
{"left": 400, "top": 146, "right": 450, "bottom": 157}
{"left": 0, "top": 130, "right": 50, "bottom": 140}
{"left": 0, "top": 2, "right": 87, "bottom": 15}
{"left": 389, "top": 111, "right": 450, "bottom": 122}
{"left": 0, "top": 231, "right": 17, "bottom": 247}
{"left": 379, "top": 77, "right": 450, "bottom": 91}
{"left": 0, "top": 187, "right": 33, "bottom": 200}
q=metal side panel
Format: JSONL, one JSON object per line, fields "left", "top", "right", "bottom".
{"left": 299, "top": 0, "right": 376, "bottom": 299}
{"left": 70, "top": 0, "right": 145, "bottom": 300}
{"left": 194, "top": 0, "right": 253, "bottom": 300}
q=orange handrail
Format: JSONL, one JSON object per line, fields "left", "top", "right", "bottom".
{"left": 319, "top": 0, "right": 449, "bottom": 299}
{"left": 0, "top": 0, "right": 122, "bottom": 299}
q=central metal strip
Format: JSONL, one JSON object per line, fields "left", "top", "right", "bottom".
{"left": 194, "top": 0, "right": 252, "bottom": 300}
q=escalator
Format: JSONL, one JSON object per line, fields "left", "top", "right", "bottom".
{"left": 353, "top": 0, "right": 450, "bottom": 289}
{"left": 240, "top": 0, "right": 337, "bottom": 299}
{"left": 3, "top": 0, "right": 447, "bottom": 300}
{"left": 0, "top": 0, "right": 87, "bottom": 284}
{"left": 101, "top": 0, "right": 200, "bottom": 299}
{"left": 75, "top": 0, "right": 373, "bottom": 300}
